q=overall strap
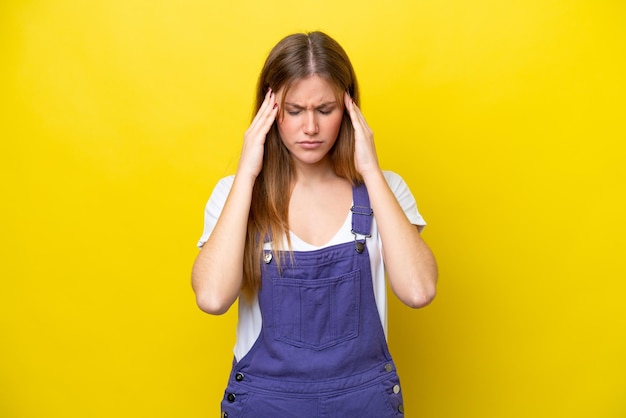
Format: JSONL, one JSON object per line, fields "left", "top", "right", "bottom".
{"left": 351, "top": 183, "right": 373, "bottom": 253}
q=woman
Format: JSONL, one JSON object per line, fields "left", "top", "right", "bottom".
{"left": 192, "top": 31, "right": 437, "bottom": 417}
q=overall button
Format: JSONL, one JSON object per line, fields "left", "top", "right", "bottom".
{"left": 393, "top": 384, "right": 401, "bottom": 394}
{"left": 221, "top": 412, "right": 228, "bottom": 418}
{"left": 398, "top": 404, "right": 404, "bottom": 413}
{"left": 384, "top": 363, "right": 393, "bottom": 372}
{"left": 235, "top": 372, "right": 244, "bottom": 382}
{"left": 227, "top": 393, "right": 236, "bottom": 403}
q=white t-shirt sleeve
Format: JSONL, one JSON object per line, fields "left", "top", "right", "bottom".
{"left": 382, "top": 171, "right": 426, "bottom": 230}
{"left": 197, "top": 175, "right": 235, "bottom": 248}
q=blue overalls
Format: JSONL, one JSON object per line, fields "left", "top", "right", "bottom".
{"left": 220, "top": 184, "right": 405, "bottom": 417}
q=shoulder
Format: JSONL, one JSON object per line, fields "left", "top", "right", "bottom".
{"left": 382, "top": 170, "right": 404, "bottom": 187}
{"left": 206, "top": 175, "right": 235, "bottom": 205}
{"left": 381, "top": 170, "right": 411, "bottom": 197}
{"left": 214, "top": 174, "right": 235, "bottom": 194}
{"left": 197, "top": 175, "right": 236, "bottom": 248}
{"left": 204, "top": 175, "right": 237, "bottom": 218}
{"left": 379, "top": 170, "right": 426, "bottom": 228}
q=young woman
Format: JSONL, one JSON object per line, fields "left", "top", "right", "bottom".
{"left": 192, "top": 31, "right": 437, "bottom": 417}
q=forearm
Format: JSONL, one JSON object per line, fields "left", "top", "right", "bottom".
{"left": 362, "top": 170, "right": 438, "bottom": 308}
{"left": 191, "top": 173, "right": 255, "bottom": 314}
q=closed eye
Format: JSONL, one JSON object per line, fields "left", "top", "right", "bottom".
{"left": 284, "top": 101, "right": 337, "bottom": 116}
{"left": 286, "top": 109, "right": 332, "bottom": 116}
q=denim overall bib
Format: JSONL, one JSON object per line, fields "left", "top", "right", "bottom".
{"left": 220, "top": 184, "right": 405, "bottom": 417}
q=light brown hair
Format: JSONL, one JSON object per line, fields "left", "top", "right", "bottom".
{"left": 242, "top": 31, "right": 361, "bottom": 300}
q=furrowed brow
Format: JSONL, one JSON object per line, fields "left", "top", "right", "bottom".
{"left": 285, "top": 101, "right": 337, "bottom": 109}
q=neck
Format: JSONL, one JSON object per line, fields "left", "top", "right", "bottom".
{"left": 291, "top": 157, "right": 337, "bottom": 186}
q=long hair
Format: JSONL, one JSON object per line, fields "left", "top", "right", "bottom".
{"left": 241, "top": 31, "right": 361, "bottom": 300}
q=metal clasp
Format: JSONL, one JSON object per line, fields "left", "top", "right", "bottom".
{"left": 351, "top": 230, "right": 370, "bottom": 254}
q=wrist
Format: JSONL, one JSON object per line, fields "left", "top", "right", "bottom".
{"left": 233, "top": 169, "right": 258, "bottom": 190}
{"left": 360, "top": 167, "right": 384, "bottom": 185}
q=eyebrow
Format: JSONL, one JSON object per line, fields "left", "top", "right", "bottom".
{"left": 284, "top": 101, "right": 337, "bottom": 109}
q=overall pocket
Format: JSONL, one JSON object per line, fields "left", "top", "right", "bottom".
{"left": 272, "top": 270, "right": 361, "bottom": 350}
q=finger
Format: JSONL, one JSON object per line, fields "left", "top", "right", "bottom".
{"left": 248, "top": 89, "right": 276, "bottom": 134}
{"left": 250, "top": 89, "right": 275, "bottom": 125}
{"left": 344, "top": 92, "right": 372, "bottom": 136}
{"left": 249, "top": 93, "right": 279, "bottom": 139}
{"left": 349, "top": 99, "right": 371, "bottom": 131}
{"left": 256, "top": 100, "right": 279, "bottom": 135}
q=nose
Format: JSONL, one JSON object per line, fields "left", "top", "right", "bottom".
{"left": 303, "top": 111, "right": 319, "bottom": 135}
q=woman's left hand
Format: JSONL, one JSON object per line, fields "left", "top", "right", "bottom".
{"left": 344, "top": 93, "right": 437, "bottom": 309}
{"left": 344, "top": 92, "right": 380, "bottom": 178}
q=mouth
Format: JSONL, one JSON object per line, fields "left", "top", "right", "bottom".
{"left": 297, "top": 141, "right": 323, "bottom": 149}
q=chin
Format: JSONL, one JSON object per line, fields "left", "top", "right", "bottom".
{"left": 292, "top": 153, "right": 329, "bottom": 166}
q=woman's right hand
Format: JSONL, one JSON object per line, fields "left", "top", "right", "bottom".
{"left": 238, "top": 88, "right": 279, "bottom": 179}
{"left": 192, "top": 89, "right": 278, "bottom": 315}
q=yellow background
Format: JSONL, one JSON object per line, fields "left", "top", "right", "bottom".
{"left": 1, "top": 0, "right": 625, "bottom": 417}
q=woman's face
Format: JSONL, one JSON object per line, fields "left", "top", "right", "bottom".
{"left": 275, "top": 75, "right": 344, "bottom": 168}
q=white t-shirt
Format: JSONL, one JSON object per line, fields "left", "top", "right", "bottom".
{"left": 197, "top": 171, "right": 426, "bottom": 361}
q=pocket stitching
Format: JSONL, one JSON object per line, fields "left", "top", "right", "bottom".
{"left": 272, "top": 270, "right": 361, "bottom": 350}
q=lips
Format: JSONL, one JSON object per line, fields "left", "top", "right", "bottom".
{"left": 297, "top": 141, "right": 323, "bottom": 149}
